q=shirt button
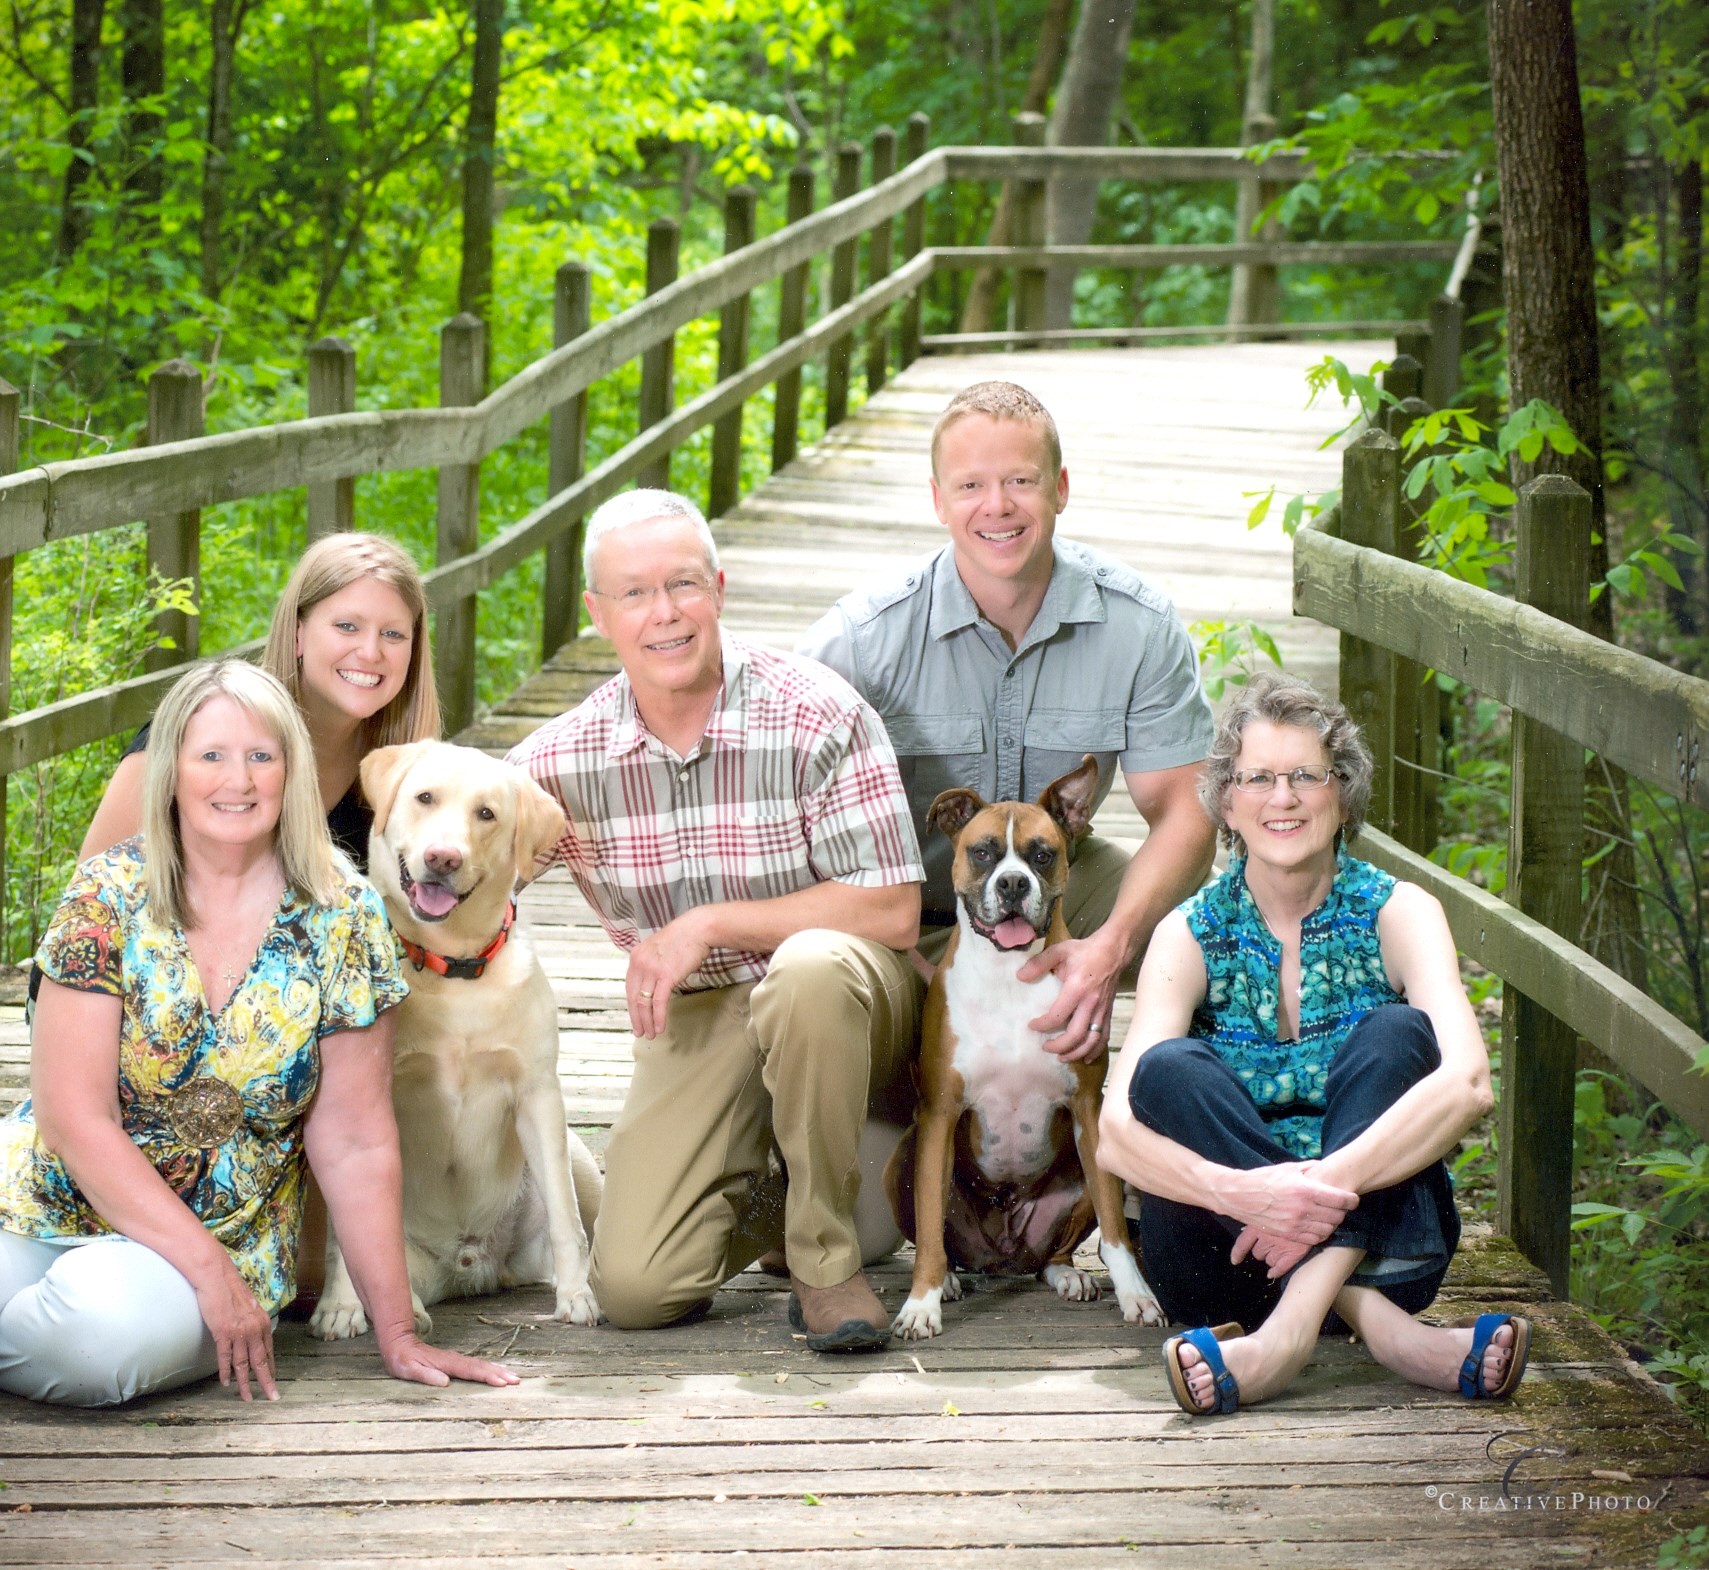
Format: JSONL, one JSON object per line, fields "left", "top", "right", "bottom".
{"left": 677, "top": 770, "right": 689, "bottom": 784}
{"left": 1096, "top": 566, "right": 1109, "bottom": 578}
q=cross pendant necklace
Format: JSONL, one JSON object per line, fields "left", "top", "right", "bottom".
{"left": 220, "top": 963, "right": 241, "bottom": 992}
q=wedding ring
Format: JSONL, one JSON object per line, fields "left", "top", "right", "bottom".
{"left": 640, "top": 988, "right": 655, "bottom": 998}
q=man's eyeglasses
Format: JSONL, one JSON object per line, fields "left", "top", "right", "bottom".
{"left": 1231, "top": 766, "right": 1343, "bottom": 794}
{"left": 589, "top": 575, "right": 717, "bottom": 613}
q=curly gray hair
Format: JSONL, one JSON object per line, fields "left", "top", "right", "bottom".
{"left": 1199, "top": 672, "right": 1374, "bottom": 853}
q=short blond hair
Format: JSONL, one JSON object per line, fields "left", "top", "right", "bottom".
{"left": 262, "top": 532, "right": 439, "bottom": 749}
{"left": 930, "top": 381, "right": 1062, "bottom": 477}
{"left": 142, "top": 660, "right": 340, "bottom": 927}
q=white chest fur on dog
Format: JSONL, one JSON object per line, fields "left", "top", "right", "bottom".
{"left": 940, "top": 935, "right": 1076, "bottom": 1186}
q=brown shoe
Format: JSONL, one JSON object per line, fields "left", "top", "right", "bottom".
{"left": 755, "top": 1248, "right": 790, "bottom": 1277}
{"left": 788, "top": 1270, "right": 892, "bottom": 1353}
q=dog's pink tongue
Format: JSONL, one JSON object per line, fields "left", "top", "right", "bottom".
{"left": 410, "top": 880, "right": 459, "bottom": 918}
{"left": 992, "top": 916, "right": 1037, "bottom": 950}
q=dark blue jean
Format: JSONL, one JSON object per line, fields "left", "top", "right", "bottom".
{"left": 1128, "top": 1004, "right": 1462, "bottom": 1332}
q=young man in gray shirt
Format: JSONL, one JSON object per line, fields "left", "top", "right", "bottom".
{"left": 798, "top": 380, "right": 1217, "bottom": 1063}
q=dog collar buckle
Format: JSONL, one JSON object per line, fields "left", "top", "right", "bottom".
{"left": 399, "top": 900, "right": 517, "bottom": 981}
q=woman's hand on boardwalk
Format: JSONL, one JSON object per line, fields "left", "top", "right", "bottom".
{"left": 1223, "top": 1160, "right": 1358, "bottom": 1246}
{"left": 195, "top": 1257, "right": 279, "bottom": 1402}
{"left": 379, "top": 1333, "right": 521, "bottom": 1389}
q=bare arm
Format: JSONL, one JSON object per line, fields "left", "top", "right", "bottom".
{"left": 1312, "top": 883, "right": 1494, "bottom": 1196}
{"left": 1021, "top": 760, "right": 1218, "bottom": 1061}
{"left": 31, "top": 978, "right": 279, "bottom": 1401}
{"left": 303, "top": 1012, "right": 518, "bottom": 1389}
{"left": 78, "top": 751, "right": 148, "bottom": 861}
{"left": 625, "top": 880, "right": 921, "bottom": 1039}
{"left": 1097, "top": 914, "right": 1358, "bottom": 1245}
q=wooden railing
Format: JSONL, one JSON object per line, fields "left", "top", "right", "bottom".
{"left": 0, "top": 118, "right": 1465, "bottom": 949}
{"left": 1296, "top": 439, "right": 1709, "bottom": 1296}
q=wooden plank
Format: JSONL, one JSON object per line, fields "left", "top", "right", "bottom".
{"left": 1338, "top": 428, "right": 1401, "bottom": 833}
{"left": 931, "top": 240, "right": 1462, "bottom": 269}
{"left": 824, "top": 142, "right": 861, "bottom": 429}
{"left": 708, "top": 186, "right": 757, "bottom": 519}
{"left": 435, "top": 314, "right": 486, "bottom": 734}
{"left": 542, "top": 261, "right": 591, "bottom": 660}
{"left": 305, "top": 337, "right": 357, "bottom": 539}
{"left": 1011, "top": 113, "right": 1047, "bottom": 333}
{"left": 769, "top": 165, "right": 815, "bottom": 473}
{"left": 943, "top": 146, "right": 1314, "bottom": 182}
{"left": 636, "top": 218, "right": 680, "bottom": 492}
{"left": 143, "top": 360, "right": 205, "bottom": 671}
{"left": 1294, "top": 512, "right": 1709, "bottom": 810}
{"left": 897, "top": 112, "right": 930, "bottom": 369}
{"left": 923, "top": 319, "right": 1430, "bottom": 349}
{"left": 864, "top": 127, "right": 897, "bottom": 395}
{"left": 1499, "top": 475, "right": 1591, "bottom": 1295}
{"left": 1355, "top": 825, "right": 1709, "bottom": 1137}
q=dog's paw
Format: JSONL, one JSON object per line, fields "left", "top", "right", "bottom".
{"left": 1101, "top": 1240, "right": 1166, "bottom": 1326}
{"left": 942, "top": 1269, "right": 963, "bottom": 1303}
{"left": 893, "top": 1290, "right": 944, "bottom": 1340}
{"left": 307, "top": 1297, "right": 370, "bottom": 1341}
{"left": 552, "top": 1285, "right": 600, "bottom": 1327}
{"left": 411, "top": 1293, "right": 433, "bottom": 1337}
{"left": 1042, "top": 1264, "right": 1102, "bottom": 1302}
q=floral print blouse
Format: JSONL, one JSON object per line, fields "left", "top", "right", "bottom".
{"left": 0, "top": 838, "right": 407, "bottom": 1313}
{"left": 1183, "top": 850, "right": 1402, "bottom": 1159}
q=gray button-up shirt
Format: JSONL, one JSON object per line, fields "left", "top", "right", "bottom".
{"left": 798, "top": 539, "right": 1213, "bottom": 918}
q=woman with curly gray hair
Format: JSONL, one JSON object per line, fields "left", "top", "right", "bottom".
{"left": 1099, "top": 674, "right": 1528, "bottom": 1416}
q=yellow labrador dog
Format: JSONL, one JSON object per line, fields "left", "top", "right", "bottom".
{"left": 310, "top": 741, "right": 602, "bottom": 1339}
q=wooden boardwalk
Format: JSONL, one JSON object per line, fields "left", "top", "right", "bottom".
{"left": 2, "top": 346, "right": 1705, "bottom": 1567}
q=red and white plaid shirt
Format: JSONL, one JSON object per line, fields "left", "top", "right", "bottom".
{"left": 507, "top": 633, "right": 924, "bottom": 990}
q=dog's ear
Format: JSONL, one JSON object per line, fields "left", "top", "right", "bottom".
{"left": 1038, "top": 754, "right": 1100, "bottom": 841}
{"left": 510, "top": 771, "right": 568, "bottom": 885}
{"left": 926, "top": 787, "right": 986, "bottom": 841}
{"left": 360, "top": 741, "right": 437, "bottom": 837}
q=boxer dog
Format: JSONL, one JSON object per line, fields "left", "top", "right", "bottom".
{"left": 887, "top": 755, "right": 1163, "bottom": 1340}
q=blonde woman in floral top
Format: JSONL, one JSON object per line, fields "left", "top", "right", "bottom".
{"left": 0, "top": 660, "right": 516, "bottom": 1406}
{"left": 1100, "top": 674, "right": 1529, "bottom": 1417}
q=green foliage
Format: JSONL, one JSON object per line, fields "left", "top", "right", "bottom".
{"left": 1190, "top": 618, "right": 1283, "bottom": 702}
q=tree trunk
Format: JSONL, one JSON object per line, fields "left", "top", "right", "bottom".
{"left": 200, "top": 0, "right": 248, "bottom": 301}
{"left": 1041, "top": 0, "right": 1139, "bottom": 330}
{"left": 58, "top": 0, "right": 107, "bottom": 260}
{"left": 1487, "top": 0, "right": 1647, "bottom": 990}
{"left": 119, "top": 0, "right": 164, "bottom": 213}
{"left": 1663, "top": 149, "right": 1706, "bottom": 646}
{"left": 457, "top": 0, "right": 503, "bottom": 349}
{"left": 1227, "top": 0, "right": 1280, "bottom": 330}
{"left": 960, "top": 0, "right": 1074, "bottom": 333}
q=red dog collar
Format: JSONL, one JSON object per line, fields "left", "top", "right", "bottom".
{"left": 398, "top": 900, "right": 517, "bottom": 981}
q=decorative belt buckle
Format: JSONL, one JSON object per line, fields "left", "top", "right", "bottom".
{"left": 165, "top": 1077, "right": 244, "bottom": 1148}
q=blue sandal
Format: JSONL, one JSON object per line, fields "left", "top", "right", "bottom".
{"left": 1458, "top": 1312, "right": 1531, "bottom": 1400}
{"left": 1163, "top": 1325, "right": 1242, "bottom": 1416}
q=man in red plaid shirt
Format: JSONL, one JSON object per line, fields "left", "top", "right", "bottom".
{"left": 508, "top": 489, "right": 925, "bottom": 1350}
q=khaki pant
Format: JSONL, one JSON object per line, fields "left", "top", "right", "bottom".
{"left": 590, "top": 929, "right": 923, "bottom": 1329}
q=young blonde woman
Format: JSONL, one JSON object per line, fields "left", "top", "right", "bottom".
{"left": 0, "top": 661, "right": 512, "bottom": 1405}
{"left": 72, "top": 533, "right": 441, "bottom": 1314}
{"left": 80, "top": 531, "right": 440, "bottom": 867}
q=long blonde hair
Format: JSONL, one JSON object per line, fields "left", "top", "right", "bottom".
{"left": 143, "top": 661, "right": 340, "bottom": 927}
{"left": 261, "top": 532, "right": 440, "bottom": 749}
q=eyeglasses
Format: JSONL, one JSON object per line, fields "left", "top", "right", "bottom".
{"left": 589, "top": 575, "right": 717, "bottom": 613}
{"left": 1231, "top": 766, "right": 1343, "bottom": 794}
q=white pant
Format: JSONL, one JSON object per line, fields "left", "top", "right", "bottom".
{"left": 0, "top": 1231, "right": 218, "bottom": 1406}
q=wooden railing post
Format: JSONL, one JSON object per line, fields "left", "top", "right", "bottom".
{"left": 1228, "top": 112, "right": 1282, "bottom": 337}
{"left": 709, "top": 185, "right": 758, "bottom": 520}
{"left": 637, "top": 218, "right": 680, "bottom": 490}
{"left": 897, "top": 112, "right": 930, "bottom": 370}
{"left": 825, "top": 143, "right": 862, "bottom": 431}
{"left": 0, "top": 379, "right": 15, "bottom": 958}
{"left": 1499, "top": 473, "right": 1590, "bottom": 1297}
{"left": 435, "top": 313, "right": 485, "bottom": 734}
{"left": 1380, "top": 353, "right": 1423, "bottom": 411}
{"left": 1012, "top": 112, "right": 1048, "bottom": 335}
{"left": 543, "top": 261, "right": 591, "bottom": 660}
{"left": 1338, "top": 428, "right": 1401, "bottom": 835}
{"left": 305, "top": 337, "right": 356, "bottom": 540}
{"left": 144, "top": 360, "right": 204, "bottom": 673}
{"left": 771, "top": 165, "right": 816, "bottom": 473}
{"left": 1395, "top": 327, "right": 1431, "bottom": 370}
{"left": 864, "top": 127, "right": 897, "bottom": 395}
{"left": 1425, "top": 295, "right": 1464, "bottom": 409}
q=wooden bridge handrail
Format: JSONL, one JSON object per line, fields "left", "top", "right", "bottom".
{"left": 1295, "top": 509, "right": 1709, "bottom": 811}
{"left": 931, "top": 240, "right": 1461, "bottom": 270}
{"left": 1357, "top": 824, "right": 1709, "bottom": 1139}
{"left": 942, "top": 146, "right": 1313, "bottom": 182}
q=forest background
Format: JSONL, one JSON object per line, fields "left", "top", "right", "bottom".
{"left": 2, "top": 0, "right": 1709, "bottom": 1435}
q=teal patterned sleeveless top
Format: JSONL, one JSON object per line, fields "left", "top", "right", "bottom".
{"left": 1182, "top": 851, "right": 1401, "bottom": 1159}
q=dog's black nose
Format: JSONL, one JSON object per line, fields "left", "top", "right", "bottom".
{"left": 995, "top": 870, "right": 1031, "bottom": 908}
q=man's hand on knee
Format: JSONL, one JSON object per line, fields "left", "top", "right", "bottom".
{"left": 626, "top": 912, "right": 713, "bottom": 1038}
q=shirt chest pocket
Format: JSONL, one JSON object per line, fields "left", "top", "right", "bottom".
{"left": 1022, "top": 707, "right": 1127, "bottom": 789}
{"left": 882, "top": 714, "right": 987, "bottom": 816}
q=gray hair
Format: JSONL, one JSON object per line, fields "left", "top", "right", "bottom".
{"left": 1199, "top": 672, "right": 1374, "bottom": 853}
{"left": 581, "top": 489, "right": 720, "bottom": 591}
